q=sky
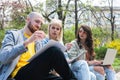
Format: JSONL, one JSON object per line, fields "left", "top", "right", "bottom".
{"left": 1, "top": 0, "right": 120, "bottom": 7}
{"left": 29, "top": 0, "right": 120, "bottom": 7}
{"left": 91, "top": 0, "right": 120, "bottom": 7}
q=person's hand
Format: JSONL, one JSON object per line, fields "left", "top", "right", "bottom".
{"left": 104, "top": 65, "right": 114, "bottom": 70}
{"left": 24, "top": 30, "right": 46, "bottom": 47}
{"left": 88, "top": 60, "right": 102, "bottom": 65}
{"left": 65, "top": 43, "right": 72, "bottom": 50}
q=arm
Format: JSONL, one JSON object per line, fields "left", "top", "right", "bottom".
{"left": 67, "top": 40, "right": 85, "bottom": 59}
{"left": 0, "top": 31, "right": 27, "bottom": 64}
{"left": 0, "top": 30, "right": 46, "bottom": 64}
{"left": 87, "top": 60, "right": 103, "bottom": 66}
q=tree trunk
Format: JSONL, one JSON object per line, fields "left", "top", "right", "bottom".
{"left": 75, "top": 0, "right": 78, "bottom": 38}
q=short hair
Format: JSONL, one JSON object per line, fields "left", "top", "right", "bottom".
{"left": 27, "top": 12, "right": 44, "bottom": 24}
{"left": 48, "top": 19, "right": 63, "bottom": 43}
{"left": 49, "top": 19, "right": 62, "bottom": 28}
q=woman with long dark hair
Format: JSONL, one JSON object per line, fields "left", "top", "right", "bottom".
{"left": 67, "top": 25, "right": 116, "bottom": 80}
{"left": 66, "top": 25, "right": 97, "bottom": 80}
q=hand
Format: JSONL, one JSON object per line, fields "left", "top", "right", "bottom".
{"left": 88, "top": 60, "right": 102, "bottom": 65}
{"left": 65, "top": 43, "right": 72, "bottom": 50}
{"left": 104, "top": 65, "right": 114, "bottom": 70}
{"left": 24, "top": 30, "right": 46, "bottom": 47}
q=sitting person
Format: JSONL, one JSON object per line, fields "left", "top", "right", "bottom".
{"left": 40, "top": 19, "right": 96, "bottom": 80}
{"left": 0, "top": 12, "right": 77, "bottom": 80}
{"left": 67, "top": 25, "right": 117, "bottom": 80}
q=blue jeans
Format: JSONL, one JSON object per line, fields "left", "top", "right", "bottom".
{"left": 89, "top": 66, "right": 116, "bottom": 80}
{"left": 71, "top": 60, "right": 96, "bottom": 80}
{"left": 105, "top": 67, "right": 117, "bottom": 80}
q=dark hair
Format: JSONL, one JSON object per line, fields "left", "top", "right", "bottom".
{"left": 76, "top": 25, "right": 95, "bottom": 60}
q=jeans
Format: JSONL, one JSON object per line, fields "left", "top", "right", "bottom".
{"left": 104, "top": 67, "right": 117, "bottom": 80}
{"left": 14, "top": 46, "right": 77, "bottom": 80}
{"left": 90, "top": 72, "right": 97, "bottom": 80}
{"left": 71, "top": 60, "right": 96, "bottom": 80}
{"left": 89, "top": 66, "right": 116, "bottom": 80}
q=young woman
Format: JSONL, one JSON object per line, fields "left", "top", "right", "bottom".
{"left": 40, "top": 19, "right": 63, "bottom": 46}
{"left": 40, "top": 19, "right": 96, "bottom": 80}
{"left": 67, "top": 25, "right": 117, "bottom": 80}
{"left": 0, "top": 12, "right": 76, "bottom": 80}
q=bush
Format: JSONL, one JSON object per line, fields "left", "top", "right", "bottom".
{"left": 112, "top": 58, "right": 120, "bottom": 72}
{"left": 106, "top": 39, "right": 120, "bottom": 56}
{"left": 94, "top": 46, "right": 107, "bottom": 59}
{"left": 64, "top": 26, "right": 75, "bottom": 44}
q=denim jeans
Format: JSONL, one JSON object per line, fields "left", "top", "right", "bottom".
{"left": 89, "top": 66, "right": 116, "bottom": 80}
{"left": 104, "top": 67, "right": 117, "bottom": 80}
{"left": 71, "top": 60, "right": 96, "bottom": 80}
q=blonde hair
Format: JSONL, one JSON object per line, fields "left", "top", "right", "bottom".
{"left": 48, "top": 19, "right": 63, "bottom": 43}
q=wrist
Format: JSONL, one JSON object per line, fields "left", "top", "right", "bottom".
{"left": 23, "top": 40, "right": 29, "bottom": 47}
{"left": 87, "top": 61, "right": 90, "bottom": 65}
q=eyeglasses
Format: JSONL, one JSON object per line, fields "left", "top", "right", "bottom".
{"left": 51, "top": 26, "right": 60, "bottom": 31}
{"left": 79, "top": 30, "right": 86, "bottom": 34}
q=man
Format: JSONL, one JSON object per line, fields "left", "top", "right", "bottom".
{"left": 0, "top": 12, "right": 77, "bottom": 80}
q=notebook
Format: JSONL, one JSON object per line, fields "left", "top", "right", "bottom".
{"left": 28, "top": 40, "right": 66, "bottom": 62}
{"left": 100, "top": 48, "right": 117, "bottom": 66}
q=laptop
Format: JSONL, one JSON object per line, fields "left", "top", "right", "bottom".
{"left": 100, "top": 48, "right": 117, "bottom": 66}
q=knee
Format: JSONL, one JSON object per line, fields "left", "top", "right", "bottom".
{"left": 47, "top": 46, "right": 63, "bottom": 55}
{"left": 94, "top": 66, "right": 105, "bottom": 75}
{"left": 77, "top": 60, "right": 87, "bottom": 65}
{"left": 90, "top": 72, "right": 96, "bottom": 80}
{"left": 75, "top": 60, "right": 89, "bottom": 69}
{"left": 79, "top": 60, "right": 88, "bottom": 68}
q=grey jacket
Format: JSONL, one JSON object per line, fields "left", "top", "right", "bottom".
{"left": 0, "top": 29, "right": 41, "bottom": 80}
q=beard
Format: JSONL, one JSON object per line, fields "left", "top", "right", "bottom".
{"left": 27, "top": 22, "right": 39, "bottom": 33}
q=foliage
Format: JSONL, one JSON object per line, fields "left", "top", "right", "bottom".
{"left": 9, "top": 11, "right": 28, "bottom": 29}
{"left": 92, "top": 27, "right": 111, "bottom": 47}
{"left": 41, "top": 24, "right": 49, "bottom": 34}
{"left": 64, "top": 26, "right": 75, "bottom": 44}
{"left": 93, "top": 38, "right": 101, "bottom": 48}
{"left": 105, "top": 39, "right": 120, "bottom": 55}
{"left": 112, "top": 57, "right": 120, "bottom": 72}
{"left": 9, "top": 20, "right": 25, "bottom": 29}
{"left": 0, "top": 30, "right": 5, "bottom": 47}
{"left": 94, "top": 46, "right": 107, "bottom": 59}
{"left": 94, "top": 39, "right": 120, "bottom": 59}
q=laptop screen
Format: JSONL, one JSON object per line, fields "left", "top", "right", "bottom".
{"left": 102, "top": 49, "right": 117, "bottom": 65}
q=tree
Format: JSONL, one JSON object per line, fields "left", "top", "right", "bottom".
{"left": 0, "top": 0, "right": 30, "bottom": 29}
{"left": 9, "top": 0, "right": 35, "bottom": 29}
{"left": 74, "top": 0, "right": 78, "bottom": 37}
{"left": 39, "top": 0, "right": 72, "bottom": 41}
{"left": 90, "top": 0, "right": 116, "bottom": 41}
{"left": 0, "top": 1, "right": 11, "bottom": 29}
{"left": 106, "top": 0, "right": 115, "bottom": 41}
{"left": 97, "top": 0, "right": 115, "bottom": 40}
